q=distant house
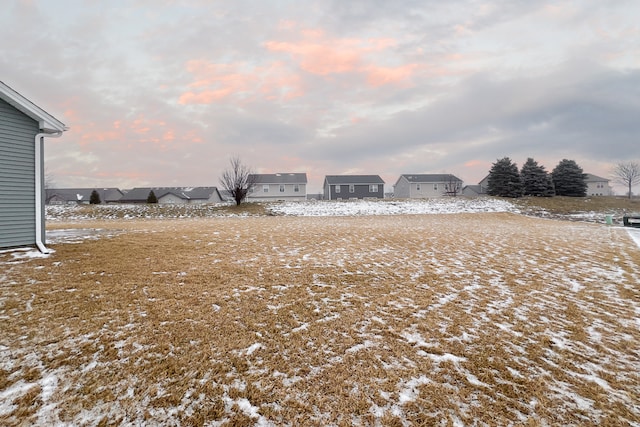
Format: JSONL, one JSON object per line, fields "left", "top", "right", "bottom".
{"left": 323, "top": 175, "right": 385, "bottom": 200}
{"left": 247, "top": 173, "right": 308, "bottom": 201}
{"left": 1, "top": 81, "right": 68, "bottom": 252}
{"left": 218, "top": 189, "right": 234, "bottom": 203}
{"left": 394, "top": 174, "right": 463, "bottom": 198}
{"left": 46, "top": 188, "right": 124, "bottom": 204}
{"left": 584, "top": 174, "right": 613, "bottom": 196}
{"left": 118, "top": 187, "right": 223, "bottom": 204}
{"left": 462, "top": 175, "right": 490, "bottom": 197}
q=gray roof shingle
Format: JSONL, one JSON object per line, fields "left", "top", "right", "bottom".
{"left": 249, "top": 173, "right": 308, "bottom": 184}
{"left": 119, "top": 187, "right": 221, "bottom": 202}
{"left": 324, "top": 175, "right": 385, "bottom": 185}
{"left": 46, "top": 188, "right": 123, "bottom": 203}
{"left": 400, "top": 174, "right": 462, "bottom": 183}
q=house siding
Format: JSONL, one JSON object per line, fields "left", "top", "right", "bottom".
{"left": 326, "top": 184, "right": 383, "bottom": 200}
{"left": 584, "top": 174, "right": 613, "bottom": 196}
{"left": 247, "top": 174, "right": 308, "bottom": 201}
{"left": 158, "top": 193, "right": 184, "bottom": 204}
{"left": 248, "top": 183, "right": 307, "bottom": 201}
{"left": 0, "top": 98, "right": 40, "bottom": 249}
{"left": 394, "top": 178, "right": 410, "bottom": 198}
{"left": 394, "top": 175, "right": 463, "bottom": 198}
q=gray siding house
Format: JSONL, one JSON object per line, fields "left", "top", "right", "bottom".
{"left": 1, "top": 81, "right": 67, "bottom": 252}
{"left": 323, "top": 175, "right": 385, "bottom": 200}
{"left": 462, "top": 175, "right": 490, "bottom": 197}
{"left": 247, "top": 173, "right": 308, "bottom": 201}
{"left": 394, "top": 174, "right": 463, "bottom": 198}
{"left": 118, "top": 187, "right": 223, "bottom": 204}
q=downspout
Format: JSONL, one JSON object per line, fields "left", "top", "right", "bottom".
{"left": 34, "top": 130, "right": 63, "bottom": 253}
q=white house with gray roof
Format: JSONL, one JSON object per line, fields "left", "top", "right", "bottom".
{"left": 1, "top": 81, "right": 68, "bottom": 252}
{"left": 394, "top": 174, "right": 463, "bottom": 198}
{"left": 584, "top": 173, "right": 613, "bottom": 196}
{"left": 247, "top": 173, "right": 307, "bottom": 201}
{"left": 323, "top": 175, "right": 385, "bottom": 200}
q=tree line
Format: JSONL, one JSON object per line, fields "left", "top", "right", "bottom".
{"left": 487, "top": 158, "right": 640, "bottom": 198}
{"left": 487, "top": 157, "right": 588, "bottom": 198}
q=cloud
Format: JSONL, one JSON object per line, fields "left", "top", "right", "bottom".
{"left": 302, "top": 58, "right": 640, "bottom": 184}
{"left": 264, "top": 28, "right": 417, "bottom": 87}
{"left": 2, "top": 0, "right": 639, "bottom": 193}
{"left": 178, "top": 60, "right": 303, "bottom": 105}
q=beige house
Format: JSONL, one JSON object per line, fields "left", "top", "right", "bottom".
{"left": 584, "top": 174, "right": 613, "bottom": 196}
{"left": 247, "top": 173, "right": 307, "bottom": 201}
{"left": 394, "top": 174, "right": 463, "bottom": 198}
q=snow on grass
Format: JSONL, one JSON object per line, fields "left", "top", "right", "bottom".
{"left": 627, "top": 227, "right": 640, "bottom": 249}
{"left": 268, "top": 197, "right": 519, "bottom": 216}
{"left": 1, "top": 202, "right": 639, "bottom": 425}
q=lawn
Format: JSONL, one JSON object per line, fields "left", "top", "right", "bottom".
{"left": 1, "top": 199, "right": 639, "bottom": 426}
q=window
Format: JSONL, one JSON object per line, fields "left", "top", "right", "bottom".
{"left": 294, "top": 184, "right": 299, "bottom": 193}
{"left": 335, "top": 186, "right": 341, "bottom": 193}
{"left": 263, "top": 185, "right": 269, "bottom": 193}
{"left": 369, "top": 184, "right": 378, "bottom": 192}
{"left": 349, "top": 184, "right": 355, "bottom": 193}
{"left": 280, "top": 185, "right": 285, "bottom": 192}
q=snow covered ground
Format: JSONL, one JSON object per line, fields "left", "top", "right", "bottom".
{"left": 267, "top": 198, "right": 520, "bottom": 217}
{"left": 1, "top": 199, "right": 639, "bottom": 425}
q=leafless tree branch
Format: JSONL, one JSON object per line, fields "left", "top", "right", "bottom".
{"left": 219, "top": 156, "right": 256, "bottom": 206}
{"left": 612, "top": 161, "right": 640, "bottom": 199}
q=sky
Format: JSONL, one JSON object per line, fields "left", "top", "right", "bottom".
{"left": 2, "top": 0, "right": 639, "bottom": 194}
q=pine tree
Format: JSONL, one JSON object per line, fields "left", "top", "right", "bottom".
{"left": 521, "top": 158, "right": 555, "bottom": 197}
{"left": 147, "top": 190, "right": 158, "bottom": 204}
{"left": 89, "top": 189, "right": 101, "bottom": 204}
{"left": 487, "top": 157, "right": 523, "bottom": 198}
{"left": 551, "top": 159, "right": 587, "bottom": 197}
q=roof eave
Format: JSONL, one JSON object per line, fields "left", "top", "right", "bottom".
{"left": 0, "top": 81, "right": 68, "bottom": 133}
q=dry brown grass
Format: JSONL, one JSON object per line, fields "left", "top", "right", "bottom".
{"left": 513, "top": 195, "right": 640, "bottom": 220}
{"left": 1, "top": 213, "right": 639, "bottom": 425}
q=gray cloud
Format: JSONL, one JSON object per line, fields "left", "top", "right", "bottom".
{"left": 2, "top": 0, "right": 639, "bottom": 192}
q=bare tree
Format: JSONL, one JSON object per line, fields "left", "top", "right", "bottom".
{"left": 443, "top": 174, "right": 463, "bottom": 196}
{"left": 219, "top": 156, "right": 256, "bottom": 206}
{"left": 44, "top": 168, "right": 57, "bottom": 203}
{"left": 613, "top": 161, "right": 640, "bottom": 199}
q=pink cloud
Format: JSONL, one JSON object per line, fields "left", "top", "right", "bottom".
{"left": 265, "top": 39, "right": 361, "bottom": 75}
{"left": 264, "top": 28, "right": 416, "bottom": 86}
{"left": 365, "top": 63, "right": 418, "bottom": 87}
{"left": 179, "top": 59, "right": 303, "bottom": 105}
{"left": 60, "top": 104, "right": 201, "bottom": 152}
{"left": 464, "top": 159, "right": 485, "bottom": 168}
{"left": 179, "top": 27, "right": 421, "bottom": 106}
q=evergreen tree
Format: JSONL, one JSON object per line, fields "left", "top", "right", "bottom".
{"left": 520, "top": 158, "right": 555, "bottom": 197}
{"left": 147, "top": 190, "right": 158, "bottom": 204}
{"left": 551, "top": 159, "right": 587, "bottom": 197}
{"left": 89, "top": 189, "right": 101, "bottom": 204}
{"left": 487, "top": 157, "right": 523, "bottom": 198}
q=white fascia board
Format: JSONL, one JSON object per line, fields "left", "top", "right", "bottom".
{"left": 0, "top": 81, "right": 68, "bottom": 132}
